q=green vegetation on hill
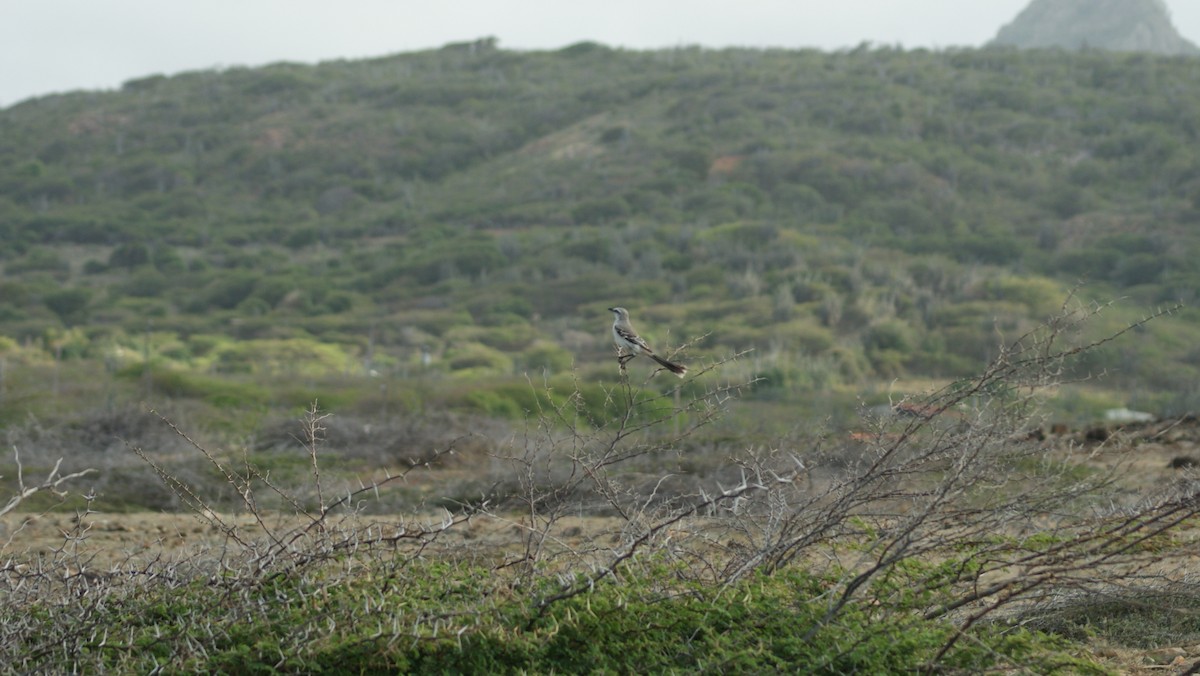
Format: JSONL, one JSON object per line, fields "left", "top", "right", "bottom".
{"left": 2, "top": 41, "right": 1200, "bottom": 425}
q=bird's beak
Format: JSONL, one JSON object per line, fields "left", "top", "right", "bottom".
{"left": 607, "top": 307, "right": 615, "bottom": 312}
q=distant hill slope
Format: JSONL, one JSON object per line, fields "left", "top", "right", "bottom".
{"left": 3, "top": 43, "right": 1200, "bottom": 407}
{"left": 992, "top": 0, "right": 1200, "bottom": 55}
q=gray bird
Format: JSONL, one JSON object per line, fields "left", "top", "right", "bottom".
{"left": 608, "top": 307, "right": 687, "bottom": 377}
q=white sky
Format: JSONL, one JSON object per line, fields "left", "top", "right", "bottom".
{"left": 3, "top": 1, "right": 1199, "bottom": 108}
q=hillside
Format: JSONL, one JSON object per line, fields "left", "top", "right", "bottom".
{"left": 3, "top": 42, "right": 1200, "bottom": 429}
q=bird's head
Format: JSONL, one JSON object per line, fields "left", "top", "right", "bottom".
{"left": 608, "top": 307, "right": 628, "bottom": 319}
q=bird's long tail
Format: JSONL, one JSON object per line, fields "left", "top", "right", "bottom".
{"left": 650, "top": 353, "right": 688, "bottom": 377}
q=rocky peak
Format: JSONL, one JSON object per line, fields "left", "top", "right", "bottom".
{"left": 991, "top": 0, "right": 1199, "bottom": 55}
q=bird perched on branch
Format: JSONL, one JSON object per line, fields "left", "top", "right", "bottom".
{"left": 608, "top": 307, "right": 687, "bottom": 377}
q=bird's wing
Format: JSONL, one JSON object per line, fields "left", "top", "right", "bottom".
{"left": 616, "top": 325, "right": 654, "bottom": 353}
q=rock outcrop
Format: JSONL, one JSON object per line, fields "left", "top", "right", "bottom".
{"left": 991, "top": 0, "right": 1199, "bottom": 55}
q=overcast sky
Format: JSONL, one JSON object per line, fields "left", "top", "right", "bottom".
{"left": 4, "top": 1, "right": 1200, "bottom": 108}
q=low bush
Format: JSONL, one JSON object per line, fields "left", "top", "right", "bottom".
{"left": 1, "top": 559, "right": 1100, "bottom": 673}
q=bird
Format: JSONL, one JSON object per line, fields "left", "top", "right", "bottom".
{"left": 607, "top": 307, "right": 687, "bottom": 377}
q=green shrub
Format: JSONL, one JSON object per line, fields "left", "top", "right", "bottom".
{"left": 4, "top": 559, "right": 1101, "bottom": 673}
{"left": 203, "top": 272, "right": 259, "bottom": 310}
{"left": 445, "top": 341, "right": 513, "bottom": 375}
{"left": 520, "top": 341, "right": 573, "bottom": 374}
{"left": 207, "top": 338, "right": 355, "bottom": 376}
{"left": 117, "top": 363, "right": 269, "bottom": 408}
{"left": 43, "top": 288, "right": 92, "bottom": 326}
{"left": 123, "top": 268, "right": 169, "bottom": 298}
{"left": 8, "top": 247, "right": 69, "bottom": 275}
{"left": 108, "top": 242, "right": 151, "bottom": 269}
{"left": 464, "top": 387, "right": 526, "bottom": 418}
{"left": 981, "top": 275, "right": 1063, "bottom": 318}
